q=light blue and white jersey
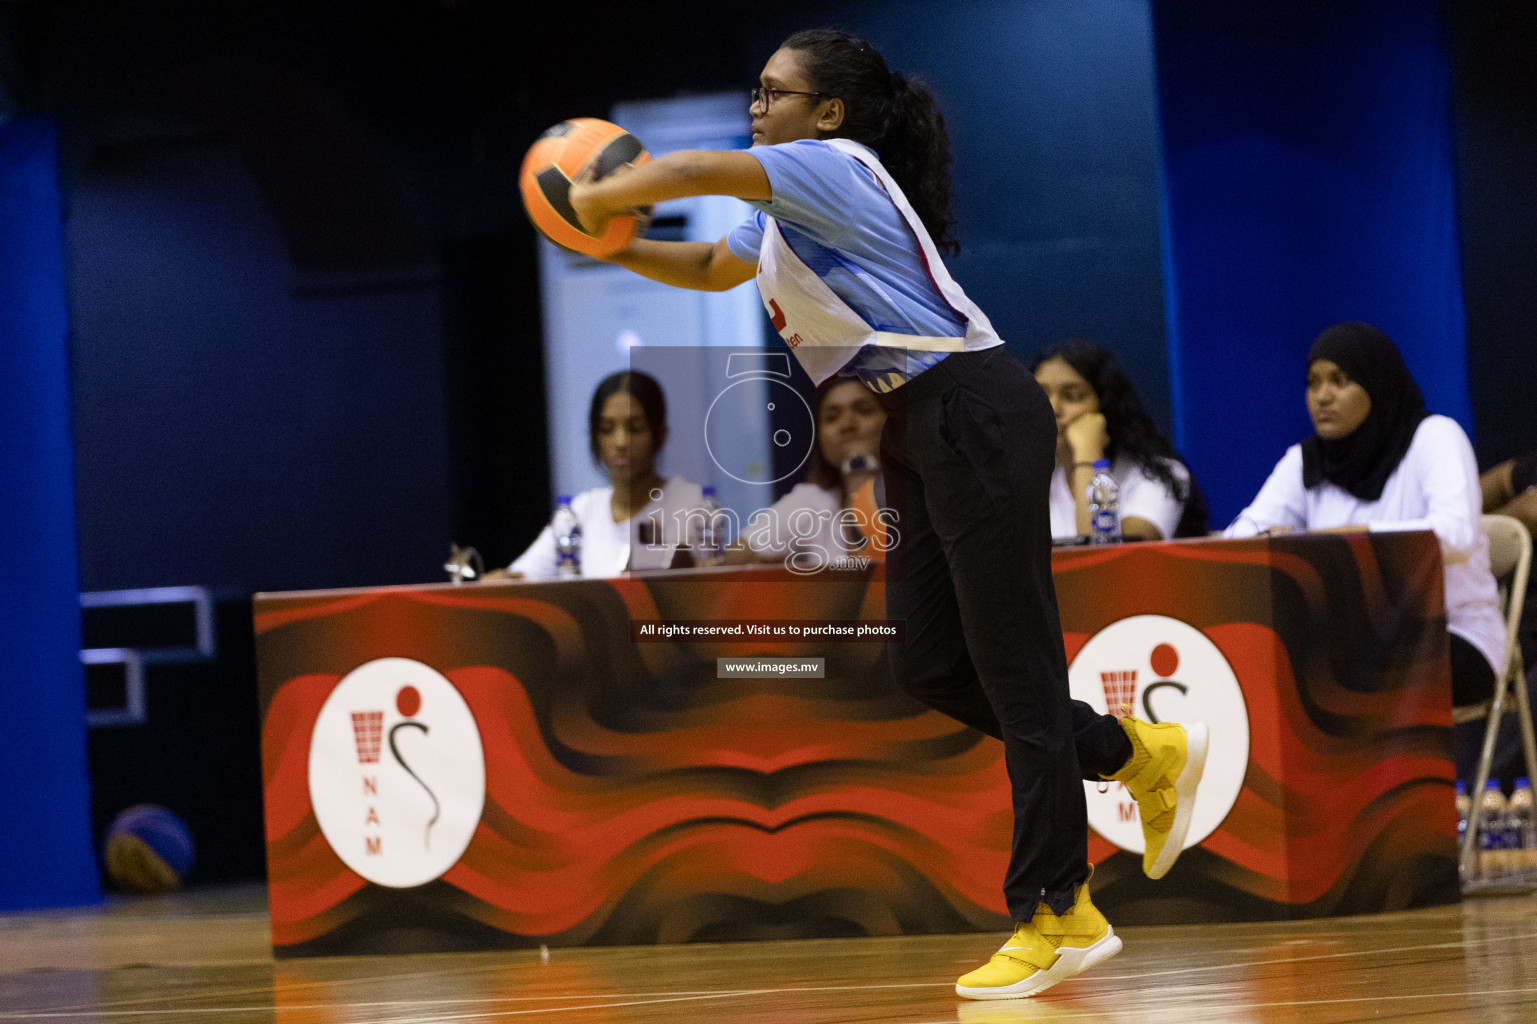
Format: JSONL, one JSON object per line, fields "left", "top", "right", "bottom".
{"left": 727, "top": 139, "right": 965, "bottom": 389}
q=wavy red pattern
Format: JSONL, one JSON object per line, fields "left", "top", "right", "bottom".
{"left": 445, "top": 666, "right": 1014, "bottom": 936}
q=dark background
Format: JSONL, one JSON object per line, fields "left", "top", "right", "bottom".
{"left": 6, "top": 0, "right": 1530, "bottom": 595}
{"left": 1448, "top": 2, "right": 1537, "bottom": 472}
{"left": 1, "top": 0, "right": 1534, "bottom": 885}
{"left": 6, "top": 0, "right": 1182, "bottom": 593}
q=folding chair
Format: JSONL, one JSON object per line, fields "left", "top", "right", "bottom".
{"left": 1457, "top": 514, "right": 1535, "bottom": 882}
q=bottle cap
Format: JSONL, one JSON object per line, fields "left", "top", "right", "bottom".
{"left": 557, "top": 494, "right": 572, "bottom": 505}
{"left": 1456, "top": 780, "right": 1467, "bottom": 795}
{"left": 1486, "top": 779, "right": 1503, "bottom": 790}
{"left": 1093, "top": 458, "right": 1110, "bottom": 470}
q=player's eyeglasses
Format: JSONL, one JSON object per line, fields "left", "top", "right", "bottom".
{"left": 750, "top": 86, "right": 827, "bottom": 113}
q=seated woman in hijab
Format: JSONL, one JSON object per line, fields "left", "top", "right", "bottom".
{"left": 1032, "top": 341, "right": 1207, "bottom": 541}
{"left": 505, "top": 370, "right": 703, "bottom": 579}
{"left": 1226, "top": 322, "right": 1507, "bottom": 736}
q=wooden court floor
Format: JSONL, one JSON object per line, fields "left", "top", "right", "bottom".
{"left": 3, "top": 885, "right": 1537, "bottom": 1023}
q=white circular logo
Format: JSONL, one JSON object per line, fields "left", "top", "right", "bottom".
{"left": 1069, "top": 615, "right": 1249, "bottom": 853}
{"left": 308, "top": 658, "right": 486, "bottom": 888}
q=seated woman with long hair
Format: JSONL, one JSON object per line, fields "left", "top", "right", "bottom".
{"left": 1225, "top": 321, "right": 1506, "bottom": 743}
{"left": 507, "top": 370, "right": 702, "bottom": 578}
{"left": 742, "top": 377, "right": 888, "bottom": 568}
{"left": 1031, "top": 341, "right": 1207, "bottom": 541}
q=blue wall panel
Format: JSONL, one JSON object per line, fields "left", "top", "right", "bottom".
{"left": 0, "top": 117, "right": 101, "bottom": 911}
{"left": 1153, "top": 1, "right": 1471, "bottom": 524}
{"left": 66, "top": 140, "right": 453, "bottom": 593}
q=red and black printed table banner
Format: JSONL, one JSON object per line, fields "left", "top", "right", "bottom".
{"left": 1051, "top": 531, "right": 1457, "bottom": 923}
{"left": 255, "top": 531, "right": 1458, "bottom": 957}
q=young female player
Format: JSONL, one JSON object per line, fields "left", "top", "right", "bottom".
{"left": 568, "top": 28, "right": 1207, "bottom": 1000}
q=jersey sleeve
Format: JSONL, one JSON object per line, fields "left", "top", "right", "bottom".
{"left": 726, "top": 210, "right": 767, "bottom": 263}
{"left": 745, "top": 140, "right": 883, "bottom": 246}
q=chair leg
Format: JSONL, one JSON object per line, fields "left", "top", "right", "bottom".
{"left": 1464, "top": 672, "right": 1513, "bottom": 882}
{"left": 1513, "top": 652, "right": 1537, "bottom": 788}
{"left": 1511, "top": 652, "right": 1537, "bottom": 882}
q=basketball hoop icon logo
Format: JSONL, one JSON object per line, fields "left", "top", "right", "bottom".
{"left": 308, "top": 659, "right": 485, "bottom": 888}
{"left": 351, "top": 711, "right": 383, "bottom": 763}
{"left": 1069, "top": 615, "right": 1249, "bottom": 855}
{"left": 1099, "top": 672, "right": 1136, "bottom": 718}
{"left": 1099, "top": 643, "right": 1191, "bottom": 723}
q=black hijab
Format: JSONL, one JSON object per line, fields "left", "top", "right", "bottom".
{"left": 1300, "top": 322, "right": 1428, "bottom": 501}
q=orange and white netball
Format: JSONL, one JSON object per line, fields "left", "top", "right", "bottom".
{"left": 519, "top": 118, "right": 651, "bottom": 258}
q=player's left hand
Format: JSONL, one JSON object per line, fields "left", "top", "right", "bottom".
{"left": 568, "top": 166, "right": 611, "bottom": 237}
{"left": 570, "top": 161, "right": 644, "bottom": 238}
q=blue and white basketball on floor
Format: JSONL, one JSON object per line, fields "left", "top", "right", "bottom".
{"left": 104, "top": 805, "right": 194, "bottom": 894}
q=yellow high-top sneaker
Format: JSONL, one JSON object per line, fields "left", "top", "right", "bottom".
{"left": 955, "top": 875, "right": 1121, "bottom": 1000}
{"left": 1105, "top": 716, "right": 1208, "bottom": 879}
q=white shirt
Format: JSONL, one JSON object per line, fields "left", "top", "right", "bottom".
{"left": 1049, "top": 457, "right": 1189, "bottom": 541}
{"left": 510, "top": 476, "right": 704, "bottom": 580}
{"left": 1225, "top": 415, "right": 1505, "bottom": 674}
{"left": 744, "top": 483, "right": 852, "bottom": 567}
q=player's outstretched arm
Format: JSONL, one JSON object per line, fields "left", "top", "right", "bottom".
{"left": 607, "top": 238, "right": 755, "bottom": 292}
{"left": 572, "top": 149, "right": 771, "bottom": 225}
{"left": 570, "top": 149, "right": 765, "bottom": 292}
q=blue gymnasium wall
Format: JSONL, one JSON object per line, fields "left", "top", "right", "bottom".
{"left": 1152, "top": 1, "right": 1472, "bottom": 525}
{"left": 66, "top": 141, "right": 454, "bottom": 594}
{"left": 0, "top": 117, "right": 101, "bottom": 911}
{"left": 761, "top": 0, "right": 1172, "bottom": 427}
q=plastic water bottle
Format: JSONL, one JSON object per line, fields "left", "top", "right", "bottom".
{"left": 1456, "top": 780, "right": 1470, "bottom": 853}
{"left": 552, "top": 495, "right": 582, "bottom": 577}
{"left": 693, "top": 486, "right": 725, "bottom": 567}
{"left": 1087, "top": 459, "right": 1121, "bottom": 544}
{"left": 1511, "top": 777, "right": 1536, "bottom": 875}
{"left": 1478, "top": 779, "right": 1509, "bottom": 880}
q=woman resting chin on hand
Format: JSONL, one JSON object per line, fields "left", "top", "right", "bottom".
{"left": 1032, "top": 342, "right": 1205, "bottom": 541}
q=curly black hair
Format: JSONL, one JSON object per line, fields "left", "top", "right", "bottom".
{"left": 1032, "top": 341, "right": 1209, "bottom": 536}
{"left": 781, "top": 29, "right": 959, "bottom": 255}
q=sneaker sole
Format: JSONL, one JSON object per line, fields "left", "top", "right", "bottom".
{"left": 1146, "top": 722, "right": 1209, "bottom": 880}
{"left": 954, "top": 929, "right": 1122, "bottom": 1000}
